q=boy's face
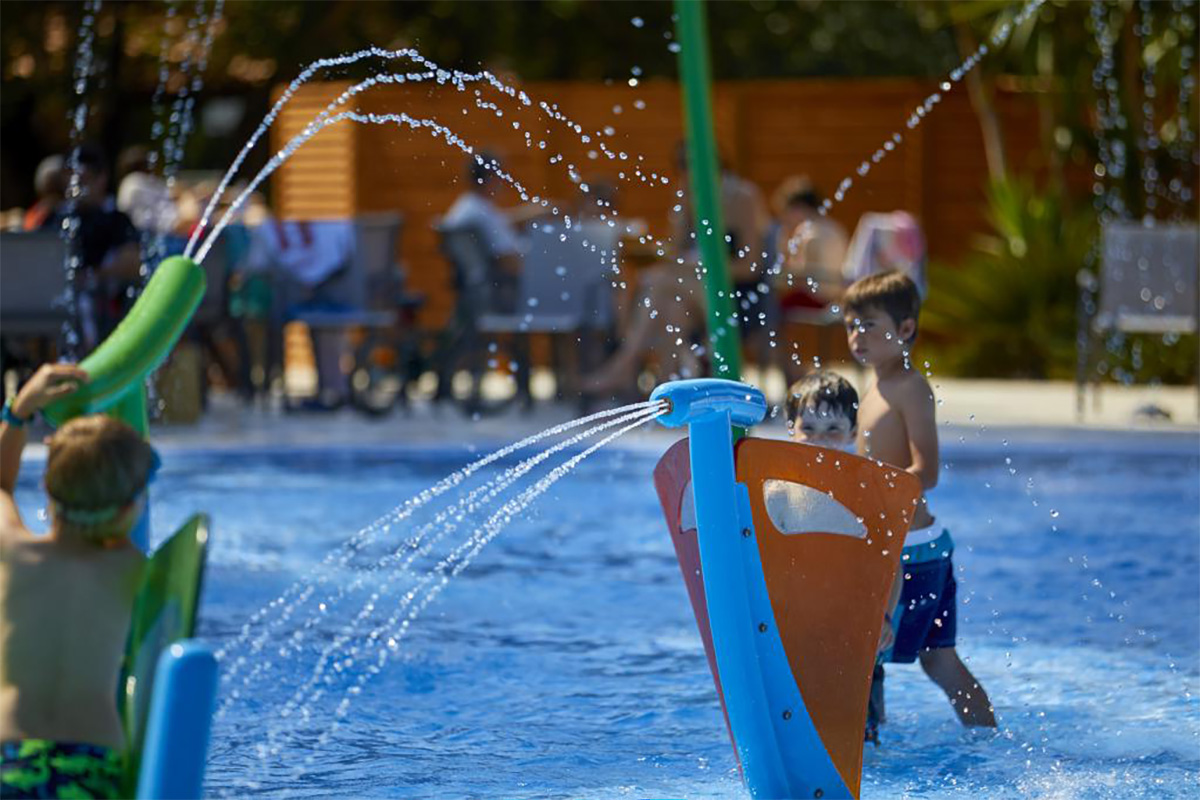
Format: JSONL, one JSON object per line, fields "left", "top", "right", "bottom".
{"left": 844, "top": 306, "right": 915, "bottom": 367}
{"left": 790, "top": 402, "right": 855, "bottom": 448}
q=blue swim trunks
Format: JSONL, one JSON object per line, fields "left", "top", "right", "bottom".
{"left": 886, "top": 529, "right": 957, "bottom": 664}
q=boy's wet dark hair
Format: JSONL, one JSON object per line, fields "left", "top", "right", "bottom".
{"left": 842, "top": 270, "right": 921, "bottom": 342}
{"left": 785, "top": 371, "right": 859, "bottom": 429}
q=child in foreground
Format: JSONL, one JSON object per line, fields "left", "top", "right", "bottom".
{"left": 1, "top": 364, "right": 152, "bottom": 799}
{"left": 842, "top": 270, "right": 996, "bottom": 733}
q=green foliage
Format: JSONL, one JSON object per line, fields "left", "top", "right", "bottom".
{"left": 921, "top": 178, "right": 1096, "bottom": 380}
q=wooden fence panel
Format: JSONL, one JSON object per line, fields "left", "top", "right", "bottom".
{"left": 271, "top": 78, "right": 1041, "bottom": 328}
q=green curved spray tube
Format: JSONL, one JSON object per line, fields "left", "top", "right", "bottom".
{"left": 43, "top": 256, "right": 206, "bottom": 434}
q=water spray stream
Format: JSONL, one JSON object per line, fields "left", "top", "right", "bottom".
{"left": 816, "top": 0, "right": 1046, "bottom": 220}
{"left": 253, "top": 406, "right": 666, "bottom": 732}
{"left": 258, "top": 407, "right": 667, "bottom": 787}
{"left": 57, "top": 0, "right": 103, "bottom": 358}
{"left": 213, "top": 401, "right": 659, "bottom": 675}
{"left": 214, "top": 403, "right": 665, "bottom": 720}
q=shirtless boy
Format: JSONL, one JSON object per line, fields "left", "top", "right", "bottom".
{"left": 1, "top": 364, "right": 153, "bottom": 799}
{"left": 843, "top": 271, "right": 996, "bottom": 730}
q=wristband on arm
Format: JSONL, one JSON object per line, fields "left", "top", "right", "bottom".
{"left": 1, "top": 399, "right": 31, "bottom": 428}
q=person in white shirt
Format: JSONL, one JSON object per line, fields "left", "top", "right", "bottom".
{"left": 441, "top": 151, "right": 527, "bottom": 305}
{"left": 115, "top": 146, "right": 178, "bottom": 237}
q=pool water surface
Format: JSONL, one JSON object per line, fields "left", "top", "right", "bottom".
{"left": 13, "top": 434, "right": 1199, "bottom": 798}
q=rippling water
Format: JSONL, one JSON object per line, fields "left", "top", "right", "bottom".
{"left": 13, "top": 435, "right": 1199, "bottom": 798}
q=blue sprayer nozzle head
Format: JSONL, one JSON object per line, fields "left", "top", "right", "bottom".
{"left": 650, "top": 379, "right": 768, "bottom": 429}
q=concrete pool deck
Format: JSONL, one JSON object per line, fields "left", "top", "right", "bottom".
{"left": 140, "top": 377, "right": 1199, "bottom": 455}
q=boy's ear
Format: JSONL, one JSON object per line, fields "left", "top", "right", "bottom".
{"left": 898, "top": 317, "right": 917, "bottom": 342}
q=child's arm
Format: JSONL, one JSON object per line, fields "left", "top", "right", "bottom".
{"left": 1, "top": 365, "right": 89, "bottom": 496}
{"left": 898, "top": 377, "right": 939, "bottom": 490}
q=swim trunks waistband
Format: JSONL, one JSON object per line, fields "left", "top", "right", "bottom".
{"left": 901, "top": 528, "right": 954, "bottom": 564}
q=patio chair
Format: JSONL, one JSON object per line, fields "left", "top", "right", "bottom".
{"left": 0, "top": 231, "right": 70, "bottom": 393}
{"left": 0, "top": 231, "right": 69, "bottom": 337}
{"left": 477, "top": 222, "right": 616, "bottom": 399}
{"left": 434, "top": 222, "right": 526, "bottom": 410}
{"left": 1076, "top": 221, "right": 1199, "bottom": 419}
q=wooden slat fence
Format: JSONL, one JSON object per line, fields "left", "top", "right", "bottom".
{"left": 271, "top": 78, "right": 1043, "bottom": 328}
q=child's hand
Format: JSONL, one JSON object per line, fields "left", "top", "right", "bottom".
{"left": 12, "top": 364, "right": 89, "bottom": 419}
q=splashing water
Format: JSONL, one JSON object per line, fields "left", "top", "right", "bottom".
{"left": 57, "top": 0, "right": 103, "bottom": 358}
{"left": 182, "top": 46, "right": 681, "bottom": 348}
{"left": 1167, "top": 0, "right": 1197, "bottom": 218}
{"left": 214, "top": 403, "right": 665, "bottom": 722}
{"left": 1136, "top": 0, "right": 1161, "bottom": 219}
{"left": 233, "top": 405, "right": 667, "bottom": 791}
{"left": 817, "top": 0, "right": 1046, "bottom": 219}
{"left": 142, "top": 0, "right": 224, "bottom": 271}
{"left": 1091, "top": 0, "right": 1128, "bottom": 223}
{"left": 213, "top": 401, "right": 660, "bottom": 682}
{"left": 771, "top": 0, "right": 1048, "bottom": 332}
{"left": 187, "top": 49, "right": 675, "bottom": 271}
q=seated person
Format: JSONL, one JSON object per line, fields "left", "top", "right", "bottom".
{"left": 116, "top": 145, "right": 180, "bottom": 238}
{"left": 41, "top": 145, "right": 142, "bottom": 351}
{"left": 842, "top": 210, "right": 928, "bottom": 298}
{"left": 1, "top": 364, "right": 151, "bottom": 799}
{"left": 21, "top": 156, "right": 66, "bottom": 233}
{"left": 582, "top": 144, "right": 764, "bottom": 397}
{"left": 441, "top": 151, "right": 530, "bottom": 313}
{"left": 777, "top": 180, "right": 849, "bottom": 309}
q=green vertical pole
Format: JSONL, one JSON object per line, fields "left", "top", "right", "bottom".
{"left": 674, "top": 0, "right": 741, "bottom": 382}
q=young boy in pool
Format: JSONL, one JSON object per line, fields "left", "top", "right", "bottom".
{"left": 1, "top": 364, "right": 152, "bottom": 799}
{"left": 784, "top": 370, "right": 858, "bottom": 448}
{"left": 843, "top": 270, "right": 996, "bottom": 731}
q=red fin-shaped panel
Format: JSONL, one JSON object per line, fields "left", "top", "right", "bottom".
{"left": 652, "top": 439, "right": 737, "bottom": 759}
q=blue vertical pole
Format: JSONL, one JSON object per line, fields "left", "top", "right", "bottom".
{"left": 136, "top": 642, "right": 219, "bottom": 799}
{"left": 688, "top": 411, "right": 789, "bottom": 797}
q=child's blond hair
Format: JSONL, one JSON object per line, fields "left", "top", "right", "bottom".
{"left": 45, "top": 415, "right": 155, "bottom": 541}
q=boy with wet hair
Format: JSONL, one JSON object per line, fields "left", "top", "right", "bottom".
{"left": 842, "top": 270, "right": 996, "bottom": 735}
{"left": 1, "top": 364, "right": 152, "bottom": 799}
{"left": 784, "top": 370, "right": 858, "bottom": 448}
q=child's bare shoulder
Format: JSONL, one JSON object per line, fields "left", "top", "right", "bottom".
{"left": 890, "top": 370, "right": 936, "bottom": 415}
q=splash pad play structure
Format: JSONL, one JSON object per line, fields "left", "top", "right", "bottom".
{"left": 39, "top": 259, "right": 924, "bottom": 799}
{"left": 18, "top": 0, "right": 1200, "bottom": 796}
{"left": 651, "top": 379, "right": 920, "bottom": 798}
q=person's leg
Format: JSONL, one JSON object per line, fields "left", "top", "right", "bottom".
{"left": 581, "top": 267, "right": 671, "bottom": 393}
{"left": 918, "top": 647, "right": 996, "bottom": 727}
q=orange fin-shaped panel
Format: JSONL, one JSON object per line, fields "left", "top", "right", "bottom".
{"left": 735, "top": 438, "right": 921, "bottom": 795}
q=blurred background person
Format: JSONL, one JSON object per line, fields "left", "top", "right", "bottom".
{"left": 41, "top": 145, "right": 141, "bottom": 351}
{"left": 775, "top": 177, "right": 848, "bottom": 311}
{"left": 115, "top": 146, "right": 179, "bottom": 238}
{"left": 21, "top": 156, "right": 66, "bottom": 232}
